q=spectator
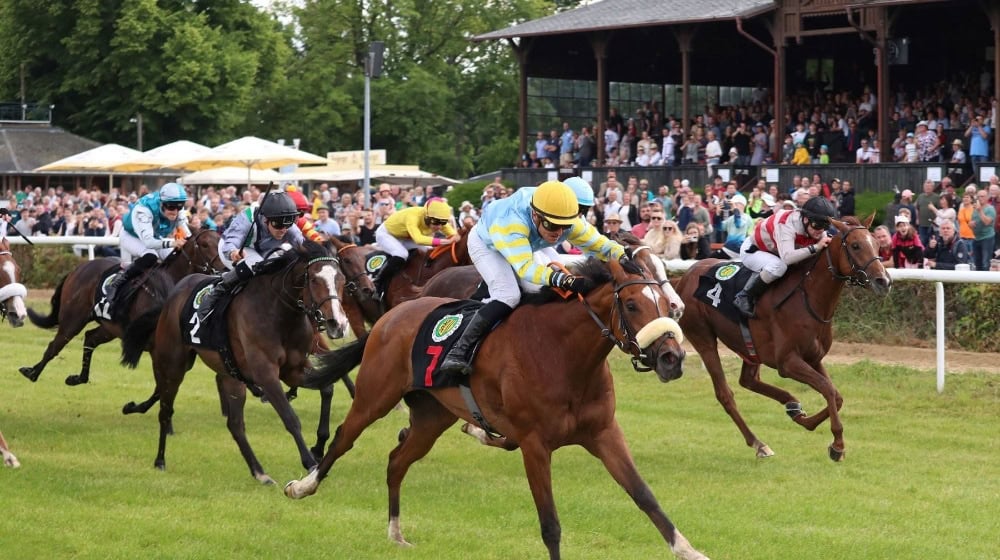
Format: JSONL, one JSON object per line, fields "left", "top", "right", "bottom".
{"left": 916, "top": 120, "right": 941, "bottom": 162}
{"left": 873, "top": 225, "right": 894, "bottom": 267}
{"left": 642, "top": 213, "right": 682, "bottom": 260}
{"left": 957, "top": 191, "right": 977, "bottom": 255}
{"left": 313, "top": 206, "right": 341, "bottom": 239}
{"left": 965, "top": 114, "right": 991, "bottom": 166}
{"left": 458, "top": 200, "right": 479, "bottom": 225}
{"left": 924, "top": 220, "right": 972, "bottom": 270}
{"left": 891, "top": 215, "right": 925, "bottom": 268}
{"left": 602, "top": 211, "right": 624, "bottom": 236}
{"left": 950, "top": 139, "right": 967, "bottom": 164}
{"left": 904, "top": 132, "right": 919, "bottom": 163}
{"left": 971, "top": 189, "right": 996, "bottom": 270}
{"left": 679, "top": 223, "right": 711, "bottom": 260}
{"left": 915, "top": 180, "right": 940, "bottom": 246}
{"left": 792, "top": 141, "right": 810, "bottom": 165}
{"left": 931, "top": 194, "right": 957, "bottom": 232}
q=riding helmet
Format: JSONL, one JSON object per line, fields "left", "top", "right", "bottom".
{"left": 285, "top": 187, "right": 310, "bottom": 213}
{"left": 531, "top": 181, "right": 578, "bottom": 226}
{"left": 159, "top": 182, "right": 188, "bottom": 203}
{"left": 260, "top": 192, "right": 299, "bottom": 219}
{"left": 799, "top": 196, "right": 838, "bottom": 221}
{"left": 425, "top": 199, "right": 453, "bottom": 221}
{"left": 563, "top": 177, "right": 595, "bottom": 207}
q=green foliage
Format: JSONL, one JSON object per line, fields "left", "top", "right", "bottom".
{"left": 11, "top": 245, "right": 85, "bottom": 288}
{"left": 833, "top": 281, "right": 1000, "bottom": 353}
{"left": 853, "top": 191, "right": 895, "bottom": 227}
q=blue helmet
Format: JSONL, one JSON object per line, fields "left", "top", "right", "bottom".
{"left": 563, "top": 176, "right": 595, "bottom": 207}
{"left": 159, "top": 182, "right": 188, "bottom": 203}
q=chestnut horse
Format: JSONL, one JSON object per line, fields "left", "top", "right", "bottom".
{"left": 674, "top": 215, "right": 891, "bottom": 461}
{"left": 21, "top": 229, "right": 223, "bottom": 384}
{"left": 0, "top": 429, "right": 18, "bottom": 468}
{"left": 0, "top": 238, "right": 27, "bottom": 327}
{"left": 283, "top": 259, "right": 708, "bottom": 559}
{"left": 119, "top": 241, "right": 350, "bottom": 483}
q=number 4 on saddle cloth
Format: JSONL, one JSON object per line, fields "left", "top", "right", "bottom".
{"left": 694, "top": 262, "right": 756, "bottom": 324}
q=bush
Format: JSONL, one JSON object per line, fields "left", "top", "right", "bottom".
{"left": 12, "top": 245, "right": 87, "bottom": 288}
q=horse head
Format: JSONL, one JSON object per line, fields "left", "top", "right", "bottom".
{"left": 328, "top": 236, "right": 376, "bottom": 299}
{"left": 597, "top": 257, "right": 686, "bottom": 382}
{"left": 184, "top": 229, "right": 226, "bottom": 274}
{"left": 296, "top": 241, "right": 350, "bottom": 340}
{"left": 828, "top": 214, "right": 892, "bottom": 296}
{"left": 608, "top": 231, "right": 684, "bottom": 319}
{"left": 0, "top": 239, "right": 26, "bottom": 327}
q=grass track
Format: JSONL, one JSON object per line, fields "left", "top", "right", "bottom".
{"left": 1, "top": 297, "right": 998, "bottom": 559}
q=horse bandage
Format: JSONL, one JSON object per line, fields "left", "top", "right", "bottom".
{"left": 635, "top": 317, "right": 683, "bottom": 348}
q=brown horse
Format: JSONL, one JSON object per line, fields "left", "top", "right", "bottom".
{"left": 674, "top": 215, "right": 891, "bottom": 461}
{"left": 119, "top": 240, "right": 350, "bottom": 483}
{"left": 21, "top": 229, "right": 224, "bottom": 385}
{"left": 327, "top": 235, "right": 380, "bottom": 338}
{"left": 0, "top": 237, "right": 27, "bottom": 327}
{"left": 283, "top": 259, "right": 707, "bottom": 559}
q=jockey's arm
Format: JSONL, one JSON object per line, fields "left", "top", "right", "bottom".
{"left": 220, "top": 212, "right": 252, "bottom": 262}
{"left": 774, "top": 224, "right": 816, "bottom": 266}
{"left": 489, "top": 223, "right": 559, "bottom": 285}
{"left": 565, "top": 219, "right": 626, "bottom": 261}
{"left": 131, "top": 206, "right": 177, "bottom": 250}
{"left": 402, "top": 211, "right": 441, "bottom": 246}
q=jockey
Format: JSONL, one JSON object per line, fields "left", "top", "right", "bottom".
{"left": 372, "top": 198, "right": 458, "bottom": 300}
{"left": 196, "top": 191, "right": 304, "bottom": 322}
{"left": 106, "top": 183, "right": 190, "bottom": 301}
{"left": 285, "top": 186, "right": 325, "bottom": 244}
{"left": 439, "top": 180, "right": 642, "bottom": 375}
{"left": 733, "top": 196, "right": 838, "bottom": 317}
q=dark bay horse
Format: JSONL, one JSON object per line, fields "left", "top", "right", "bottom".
{"left": 674, "top": 215, "right": 891, "bottom": 461}
{"left": 283, "top": 259, "right": 708, "bottom": 559}
{"left": 119, "top": 241, "right": 350, "bottom": 484}
{"left": 327, "top": 235, "right": 379, "bottom": 339}
{"left": 0, "top": 237, "right": 27, "bottom": 327}
{"left": 20, "top": 229, "right": 223, "bottom": 384}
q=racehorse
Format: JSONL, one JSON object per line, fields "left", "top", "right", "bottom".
{"left": 119, "top": 240, "right": 350, "bottom": 484}
{"left": 327, "top": 235, "right": 379, "bottom": 339}
{"left": 674, "top": 215, "right": 891, "bottom": 461}
{"left": 283, "top": 259, "right": 708, "bottom": 560}
{"left": 0, "top": 237, "right": 27, "bottom": 327}
{"left": 20, "top": 229, "right": 223, "bottom": 384}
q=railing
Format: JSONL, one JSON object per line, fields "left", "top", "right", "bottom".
{"left": 7, "top": 235, "right": 119, "bottom": 260}
{"left": 0, "top": 102, "right": 55, "bottom": 124}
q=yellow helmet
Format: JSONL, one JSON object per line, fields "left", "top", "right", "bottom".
{"left": 425, "top": 199, "right": 452, "bottom": 221}
{"left": 531, "top": 181, "right": 578, "bottom": 225}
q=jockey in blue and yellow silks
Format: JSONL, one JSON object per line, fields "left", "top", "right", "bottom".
{"left": 439, "top": 180, "right": 636, "bottom": 376}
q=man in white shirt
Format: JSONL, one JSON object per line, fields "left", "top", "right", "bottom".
{"left": 647, "top": 143, "right": 663, "bottom": 166}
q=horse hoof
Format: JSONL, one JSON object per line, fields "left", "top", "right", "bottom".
{"left": 65, "top": 375, "right": 86, "bottom": 386}
{"left": 122, "top": 402, "right": 137, "bottom": 414}
{"left": 828, "top": 446, "right": 845, "bottom": 462}
{"left": 257, "top": 474, "right": 276, "bottom": 486}
{"left": 18, "top": 367, "right": 38, "bottom": 382}
{"left": 755, "top": 444, "right": 775, "bottom": 458}
{"left": 154, "top": 462, "right": 166, "bottom": 471}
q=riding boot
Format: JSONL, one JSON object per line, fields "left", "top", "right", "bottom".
{"left": 106, "top": 253, "right": 157, "bottom": 302}
{"left": 197, "top": 261, "right": 252, "bottom": 323}
{"left": 439, "top": 300, "right": 514, "bottom": 375}
{"left": 733, "top": 273, "right": 769, "bottom": 318}
{"left": 373, "top": 256, "right": 406, "bottom": 301}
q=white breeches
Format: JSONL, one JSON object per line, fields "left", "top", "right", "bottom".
{"left": 739, "top": 238, "right": 784, "bottom": 283}
{"left": 119, "top": 232, "right": 173, "bottom": 266}
{"left": 375, "top": 224, "right": 424, "bottom": 259}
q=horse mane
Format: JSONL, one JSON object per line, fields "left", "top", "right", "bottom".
{"left": 520, "top": 257, "right": 613, "bottom": 306}
{"left": 607, "top": 231, "right": 642, "bottom": 246}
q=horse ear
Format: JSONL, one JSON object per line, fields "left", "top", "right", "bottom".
{"left": 862, "top": 211, "right": 876, "bottom": 229}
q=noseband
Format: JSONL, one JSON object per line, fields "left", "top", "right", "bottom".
{"left": 577, "top": 272, "right": 673, "bottom": 373}
{"left": 297, "top": 256, "right": 342, "bottom": 333}
{"left": 825, "top": 225, "right": 883, "bottom": 287}
{"left": 335, "top": 243, "right": 371, "bottom": 297}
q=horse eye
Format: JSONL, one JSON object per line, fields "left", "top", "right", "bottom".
{"left": 626, "top": 301, "right": 638, "bottom": 312}
{"left": 851, "top": 242, "right": 861, "bottom": 250}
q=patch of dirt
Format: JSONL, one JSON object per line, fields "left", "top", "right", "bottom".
{"left": 684, "top": 340, "right": 999, "bottom": 374}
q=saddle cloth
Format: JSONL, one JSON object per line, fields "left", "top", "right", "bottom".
{"left": 181, "top": 277, "right": 238, "bottom": 350}
{"left": 410, "top": 300, "right": 486, "bottom": 389}
{"left": 93, "top": 266, "right": 138, "bottom": 323}
{"left": 363, "top": 251, "right": 390, "bottom": 278}
{"left": 694, "top": 262, "right": 754, "bottom": 324}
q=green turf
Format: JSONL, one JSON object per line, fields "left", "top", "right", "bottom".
{"left": 1, "top": 298, "right": 997, "bottom": 559}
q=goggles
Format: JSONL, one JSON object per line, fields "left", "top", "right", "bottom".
{"left": 162, "top": 202, "right": 184, "bottom": 211}
{"left": 268, "top": 216, "right": 296, "bottom": 229}
{"left": 540, "top": 218, "right": 570, "bottom": 232}
{"left": 808, "top": 219, "right": 830, "bottom": 231}
{"left": 427, "top": 218, "right": 448, "bottom": 226}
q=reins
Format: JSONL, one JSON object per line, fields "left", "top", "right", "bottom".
{"left": 335, "top": 243, "right": 370, "bottom": 297}
{"left": 273, "top": 255, "right": 342, "bottom": 333}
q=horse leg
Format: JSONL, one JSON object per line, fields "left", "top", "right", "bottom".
{"left": 66, "top": 325, "right": 115, "bottom": 386}
{"left": 692, "top": 338, "right": 772, "bottom": 458}
{"left": 0, "top": 429, "right": 20, "bottom": 468}
{"left": 386, "top": 391, "right": 457, "bottom": 546}
{"left": 518, "top": 437, "right": 562, "bottom": 559}
{"left": 583, "top": 422, "right": 709, "bottom": 560}
{"left": 19, "top": 316, "right": 91, "bottom": 382}
{"left": 737, "top": 361, "right": 809, "bottom": 432}
{"left": 778, "top": 357, "right": 845, "bottom": 461}
{"left": 255, "top": 374, "right": 317, "bottom": 472}
{"left": 153, "top": 365, "right": 186, "bottom": 471}
{"left": 217, "top": 376, "right": 272, "bottom": 484}
{"left": 284, "top": 368, "right": 409, "bottom": 499}
{"left": 309, "top": 382, "right": 334, "bottom": 460}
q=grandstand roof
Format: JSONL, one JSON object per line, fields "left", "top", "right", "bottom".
{"left": 0, "top": 124, "right": 101, "bottom": 174}
{"left": 474, "top": 0, "right": 777, "bottom": 41}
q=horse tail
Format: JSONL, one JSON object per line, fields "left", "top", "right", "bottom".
{"left": 26, "top": 276, "right": 65, "bottom": 329}
{"left": 119, "top": 306, "right": 162, "bottom": 369}
{"left": 301, "top": 334, "right": 369, "bottom": 389}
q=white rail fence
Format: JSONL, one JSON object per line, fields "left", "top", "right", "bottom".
{"left": 7, "top": 237, "right": 1000, "bottom": 391}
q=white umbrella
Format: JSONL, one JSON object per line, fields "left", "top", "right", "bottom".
{"left": 179, "top": 166, "right": 284, "bottom": 185}
{"left": 106, "top": 140, "right": 212, "bottom": 172}
{"left": 291, "top": 164, "right": 460, "bottom": 186}
{"left": 172, "top": 136, "right": 329, "bottom": 189}
{"left": 34, "top": 143, "right": 145, "bottom": 192}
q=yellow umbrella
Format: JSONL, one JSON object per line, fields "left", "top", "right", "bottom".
{"left": 172, "top": 136, "right": 329, "bottom": 189}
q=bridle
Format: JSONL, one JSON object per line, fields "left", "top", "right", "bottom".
{"left": 335, "top": 243, "right": 372, "bottom": 298}
{"left": 825, "top": 225, "right": 883, "bottom": 287}
{"left": 577, "top": 266, "right": 675, "bottom": 373}
{"left": 286, "top": 256, "right": 342, "bottom": 333}
{"left": 173, "top": 229, "right": 226, "bottom": 274}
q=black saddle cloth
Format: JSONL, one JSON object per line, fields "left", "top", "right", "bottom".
{"left": 694, "top": 262, "right": 755, "bottom": 324}
{"left": 181, "top": 277, "right": 238, "bottom": 350}
{"left": 410, "top": 300, "right": 486, "bottom": 389}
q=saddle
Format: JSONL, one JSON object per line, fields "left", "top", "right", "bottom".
{"left": 694, "top": 262, "right": 761, "bottom": 364}
{"left": 93, "top": 267, "right": 141, "bottom": 323}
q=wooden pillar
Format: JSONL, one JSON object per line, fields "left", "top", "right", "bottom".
{"left": 875, "top": 7, "right": 890, "bottom": 161}
{"left": 511, "top": 38, "right": 532, "bottom": 162}
{"left": 592, "top": 33, "right": 610, "bottom": 166}
{"left": 674, "top": 27, "right": 695, "bottom": 131}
